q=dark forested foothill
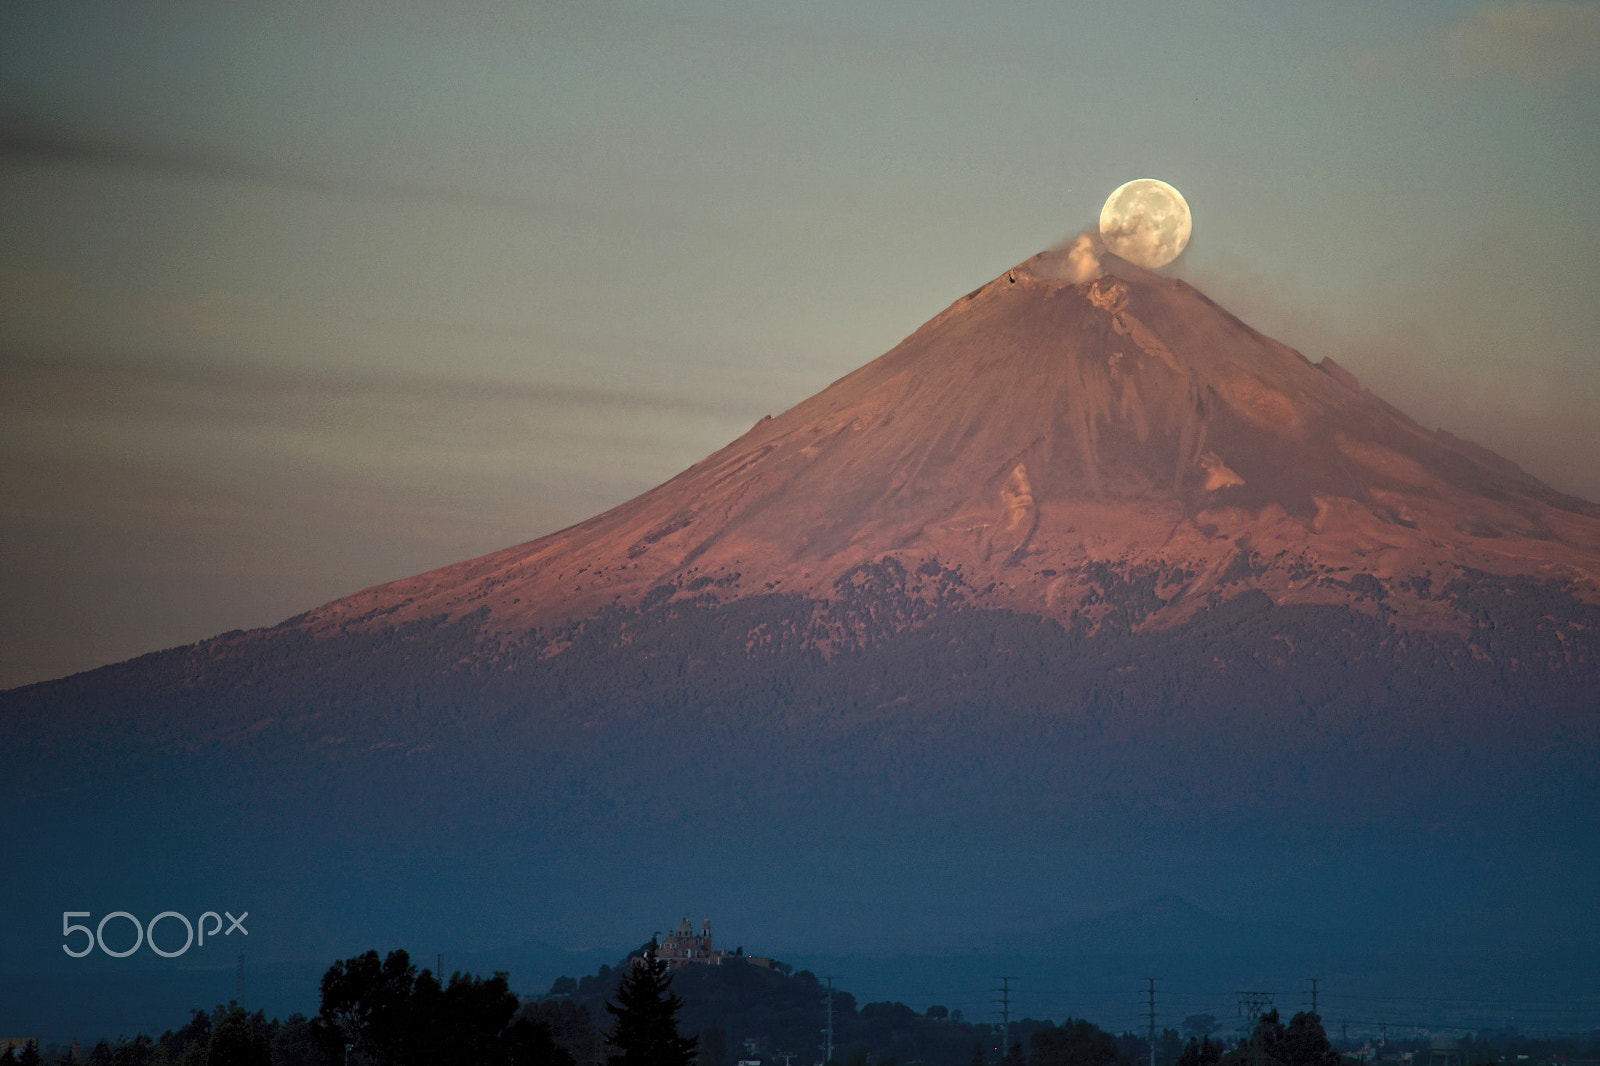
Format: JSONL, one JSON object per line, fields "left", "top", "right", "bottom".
{"left": 545, "top": 947, "right": 1128, "bottom": 1066}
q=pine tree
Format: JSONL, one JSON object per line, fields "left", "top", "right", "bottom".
{"left": 605, "top": 941, "right": 698, "bottom": 1066}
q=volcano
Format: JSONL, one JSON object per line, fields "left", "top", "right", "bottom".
{"left": 4, "top": 247, "right": 1600, "bottom": 1003}
{"left": 301, "top": 248, "right": 1600, "bottom": 641}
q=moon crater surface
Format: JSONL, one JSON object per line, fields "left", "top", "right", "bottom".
{"left": 1099, "top": 178, "right": 1192, "bottom": 268}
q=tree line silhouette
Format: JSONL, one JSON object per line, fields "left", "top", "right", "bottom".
{"left": 13, "top": 940, "right": 1599, "bottom": 1066}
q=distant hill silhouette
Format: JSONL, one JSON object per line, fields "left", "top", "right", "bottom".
{"left": 1026, "top": 896, "right": 1234, "bottom": 956}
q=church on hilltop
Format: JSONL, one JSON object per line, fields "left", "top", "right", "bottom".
{"left": 657, "top": 916, "right": 772, "bottom": 971}
{"left": 659, "top": 915, "right": 720, "bottom": 968}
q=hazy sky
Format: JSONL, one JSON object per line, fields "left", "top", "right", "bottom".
{"left": 3, "top": 1, "right": 1598, "bottom": 688}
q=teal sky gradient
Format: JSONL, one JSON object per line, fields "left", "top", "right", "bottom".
{"left": 3, "top": 1, "right": 1598, "bottom": 686}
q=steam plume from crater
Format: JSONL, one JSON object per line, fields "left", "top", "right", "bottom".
{"left": 1064, "top": 230, "right": 1103, "bottom": 282}
{"left": 1030, "top": 230, "right": 1105, "bottom": 284}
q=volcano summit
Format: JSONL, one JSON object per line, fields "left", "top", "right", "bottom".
{"left": 4, "top": 245, "right": 1599, "bottom": 981}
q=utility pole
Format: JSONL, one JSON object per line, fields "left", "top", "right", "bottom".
{"left": 993, "top": 977, "right": 1014, "bottom": 1063}
{"left": 823, "top": 976, "right": 837, "bottom": 1065}
{"left": 1143, "top": 978, "right": 1158, "bottom": 1066}
{"left": 1308, "top": 978, "right": 1319, "bottom": 1016}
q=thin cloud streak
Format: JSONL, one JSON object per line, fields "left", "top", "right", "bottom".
{"left": 0, "top": 113, "right": 546, "bottom": 211}
{"left": 0, "top": 346, "right": 755, "bottom": 425}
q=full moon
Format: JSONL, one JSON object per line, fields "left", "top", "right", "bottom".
{"left": 1099, "top": 178, "right": 1192, "bottom": 268}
